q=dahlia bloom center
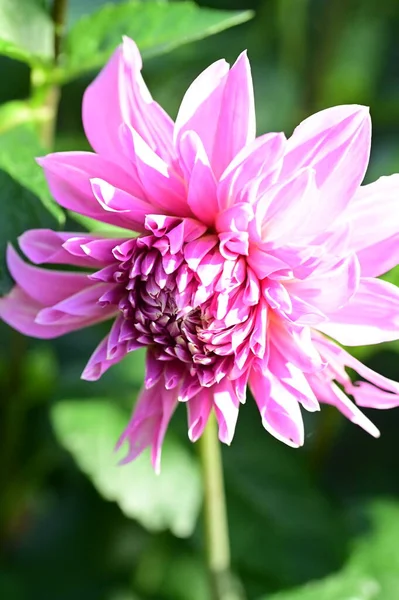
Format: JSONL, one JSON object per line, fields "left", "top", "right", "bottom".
{"left": 90, "top": 213, "right": 264, "bottom": 395}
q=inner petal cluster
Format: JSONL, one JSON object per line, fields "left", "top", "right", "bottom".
{"left": 86, "top": 214, "right": 269, "bottom": 397}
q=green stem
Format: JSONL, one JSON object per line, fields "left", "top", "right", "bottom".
{"left": 31, "top": 0, "right": 68, "bottom": 147}
{"left": 199, "top": 415, "right": 243, "bottom": 600}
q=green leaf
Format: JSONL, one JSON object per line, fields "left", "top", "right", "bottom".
{"left": 0, "top": 168, "right": 56, "bottom": 293}
{"left": 262, "top": 501, "right": 399, "bottom": 600}
{"left": 51, "top": 399, "right": 202, "bottom": 537}
{"left": 0, "top": 125, "right": 64, "bottom": 293}
{"left": 0, "top": 0, "right": 53, "bottom": 65}
{"left": 0, "top": 125, "right": 64, "bottom": 223}
{"left": 62, "top": 1, "right": 253, "bottom": 81}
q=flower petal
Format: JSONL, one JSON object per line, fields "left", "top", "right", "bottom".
{"left": 6, "top": 244, "right": 92, "bottom": 306}
{"left": 218, "top": 132, "right": 286, "bottom": 211}
{"left": 19, "top": 229, "right": 117, "bottom": 267}
{"left": 117, "top": 375, "right": 177, "bottom": 473}
{"left": 345, "top": 175, "right": 399, "bottom": 276}
{"left": 82, "top": 37, "right": 174, "bottom": 166}
{"left": 38, "top": 151, "right": 145, "bottom": 229}
{"left": 318, "top": 277, "right": 399, "bottom": 345}
{"left": 212, "top": 378, "right": 240, "bottom": 444}
{"left": 178, "top": 131, "right": 218, "bottom": 226}
{"left": 286, "top": 254, "right": 360, "bottom": 315}
{"left": 250, "top": 369, "right": 305, "bottom": 447}
{"left": 187, "top": 389, "right": 213, "bottom": 442}
{"left": 308, "top": 374, "right": 380, "bottom": 438}
{"left": 174, "top": 58, "right": 229, "bottom": 161}
{"left": 211, "top": 51, "right": 256, "bottom": 178}
{"left": 281, "top": 105, "right": 371, "bottom": 224}
{"left": 120, "top": 124, "right": 189, "bottom": 216}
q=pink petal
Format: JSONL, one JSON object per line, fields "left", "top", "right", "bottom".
{"left": 120, "top": 124, "right": 189, "bottom": 216}
{"left": 36, "top": 283, "right": 112, "bottom": 321}
{"left": 212, "top": 379, "right": 240, "bottom": 444}
{"left": 211, "top": 51, "right": 256, "bottom": 178}
{"left": 286, "top": 254, "right": 360, "bottom": 315}
{"left": 19, "top": 229, "right": 123, "bottom": 268}
{"left": 345, "top": 175, "right": 399, "bottom": 276}
{"left": 187, "top": 389, "right": 213, "bottom": 442}
{"left": 270, "top": 321, "right": 325, "bottom": 373}
{"left": 117, "top": 376, "right": 177, "bottom": 474}
{"left": 82, "top": 37, "right": 174, "bottom": 167}
{"left": 351, "top": 383, "right": 399, "bottom": 410}
{"left": 268, "top": 347, "right": 320, "bottom": 412}
{"left": 257, "top": 168, "right": 319, "bottom": 243}
{"left": 178, "top": 131, "right": 218, "bottom": 226}
{"left": 19, "top": 229, "right": 98, "bottom": 267}
{"left": 314, "top": 334, "right": 399, "bottom": 395}
{"left": 281, "top": 105, "right": 371, "bottom": 224}
{"left": 0, "top": 286, "right": 95, "bottom": 339}
{"left": 250, "top": 369, "right": 305, "bottom": 447}
{"left": 174, "top": 58, "right": 229, "bottom": 161}
{"left": 90, "top": 178, "right": 158, "bottom": 232}
{"left": 318, "top": 277, "right": 399, "bottom": 345}
{"left": 217, "top": 132, "right": 286, "bottom": 210}
{"left": 38, "top": 152, "right": 145, "bottom": 229}
{"left": 82, "top": 330, "right": 126, "bottom": 381}
{"left": 6, "top": 244, "right": 92, "bottom": 306}
{"left": 308, "top": 374, "right": 380, "bottom": 438}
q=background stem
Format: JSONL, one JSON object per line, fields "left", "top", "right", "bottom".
{"left": 31, "top": 0, "right": 68, "bottom": 148}
{"left": 199, "top": 415, "right": 243, "bottom": 600}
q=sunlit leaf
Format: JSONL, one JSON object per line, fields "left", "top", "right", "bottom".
{"left": 0, "top": 0, "right": 53, "bottom": 65}
{"left": 51, "top": 399, "right": 202, "bottom": 537}
{"left": 62, "top": 1, "right": 253, "bottom": 81}
{"left": 262, "top": 502, "right": 399, "bottom": 600}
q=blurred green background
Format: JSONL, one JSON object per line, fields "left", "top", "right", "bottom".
{"left": 1, "top": 1, "right": 399, "bottom": 599}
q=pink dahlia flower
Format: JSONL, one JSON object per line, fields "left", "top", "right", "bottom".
{"left": 2, "top": 37, "right": 399, "bottom": 471}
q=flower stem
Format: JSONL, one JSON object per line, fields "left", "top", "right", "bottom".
{"left": 31, "top": 0, "right": 68, "bottom": 148}
{"left": 199, "top": 415, "right": 244, "bottom": 600}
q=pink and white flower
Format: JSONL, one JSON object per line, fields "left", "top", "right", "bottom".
{"left": 2, "top": 37, "right": 399, "bottom": 471}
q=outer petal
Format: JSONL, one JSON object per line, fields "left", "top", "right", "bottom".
{"left": 38, "top": 152, "right": 147, "bottom": 229}
{"left": 178, "top": 131, "right": 218, "bottom": 226}
{"left": 285, "top": 254, "right": 360, "bottom": 315}
{"left": 314, "top": 334, "right": 399, "bottom": 395}
{"left": 174, "top": 58, "right": 229, "bottom": 162}
{"left": 318, "top": 277, "right": 399, "bottom": 345}
{"left": 257, "top": 168, "right": 320, "bottom": 244}
{"left": 345, "top": 175, "right": 399, "bottom": 276}
{"left": 250, "top": 369, "right": 305, "bottom": 447}
{"left": 82, "top": 37, "right": 174, "bottom": 166}
{"left": 19, "top": 229, "right": 119, "bottom": 268}
{"left": 116, "top": 376, "right": 177, "bottom": 474}
{"left": 211, "top": 51, "right": 256, "bottom": 178}
{"left": 187, "top": 389, "right": 213, "bottom": 442}
{"left": 212, "top": 378, "right": 240, "bottom": 444}
{"left": 174, "top": 52, "right": 255, "bottom": 178}
{"left": 120, "top": 124, "right": 189, "bottom": 216}
{"left": 351, "top": 383, "right": 399, "bottom": 410}
{"left": 6, "top": 244, "right": 92, "bottom": 306}
{"left": 217, "top": 132, "right": 286, "bottom": 211}
{"left": 308, "top": 374, "right": 380, "bottom": 438}
{"left": 0, "top": 286, "right": 98, "bottom": 339}
{"left": 281, "top": 105, "right": 371, "bottom": 224}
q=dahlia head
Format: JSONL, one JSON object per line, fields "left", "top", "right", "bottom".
{"left": 2, "top": 37, "right": 399, "bottom": 472}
